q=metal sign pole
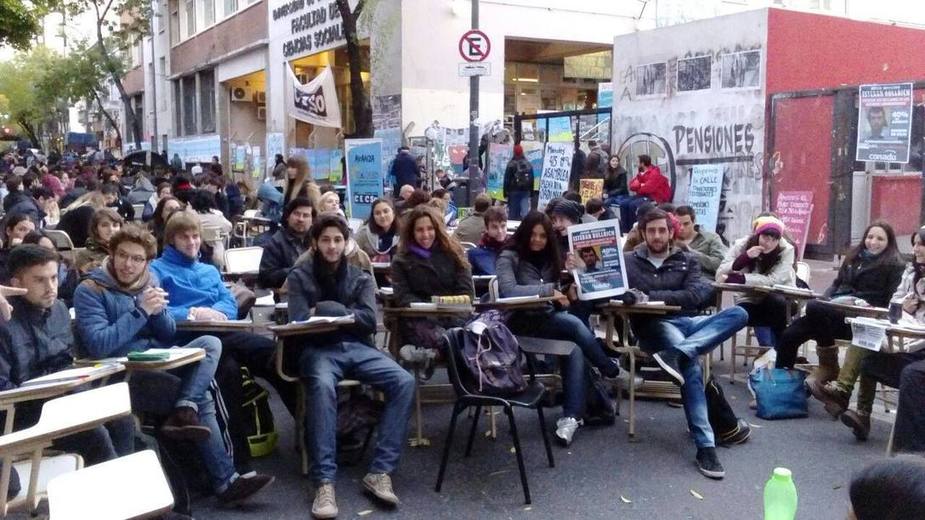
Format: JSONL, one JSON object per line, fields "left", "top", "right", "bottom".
{"left": 467, "top": 0, "right": 481, "bottom": 206}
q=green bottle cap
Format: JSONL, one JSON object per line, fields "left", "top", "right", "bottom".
{"left": 773, "top": 467, "right": 792, "bottom": 480}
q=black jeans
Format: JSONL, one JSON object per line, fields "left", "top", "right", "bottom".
{"left": 776, "top": 300, "right": 850, "bottom": 368}
{"left": 861, "top": 350, "right": 925, "bottom": 453}
{"left": 737, "top": 294, "right": 790, "bottom": 348}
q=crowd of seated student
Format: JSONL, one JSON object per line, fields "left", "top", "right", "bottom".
{"left": 21, "top": 230, "right": 79, "bottom": 306}
{"left": 75, "top": 207, "right": 123, "bottom": 276}
{"left": 355, "top": 198, "right": 399, "bottom": 264}
{"left": 468, "top": 206, "right": 507, "bottom": 276}
{"left": 258, "top": 197, "right": 315, "bottom": 292}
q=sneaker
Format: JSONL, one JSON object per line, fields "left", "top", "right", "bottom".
{"left": 554, "top": 416, "right": 582, "bottom": 447}
{"left": 601, "top": 363, "right": 645, "bottom": 390}
{"left": 311, "top": 483, "right": 338, "bottom": 519}
{"left": 841, "top": 409, "right": 871, "bottom": 441}
{"left": 161, "top": 406, "right": 211, "bottom": 441}
{"left": 362, "top": 473, "right": 399, "bottom": 506}
{"left": 652, "top": 349, "right": 686, "bottom": 386}
{"left": 217, "top": 473, "right": 275, "bottom": 506}
{"left": 718, "top": 418, "right": 752, "bottom": 446}
{"left": 399, "top": 344, "right": 436, "bottom": 381}
{"left": 807, "top": 379, "right": 849, "bottom": 419}
{"left": 695, "top": 447, "right": 726, "bottom": 479}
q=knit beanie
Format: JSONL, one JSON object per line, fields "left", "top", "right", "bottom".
{"left": 752, "top": 215, "right": 785, "bottom": 237}
{"left": 546, "top": 198, "right": 582, "bottom": 223}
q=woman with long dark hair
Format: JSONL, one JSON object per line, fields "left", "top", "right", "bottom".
{"left": 778, "top": 220, "right": 904, "bottom": 383}
{"left": 355, "top": 198, "right": 399, "bottom": 263}
{"left": 496, "top": 210, "right": 627, "bottom": 446}
{"left": 390, "top": 205, "right": 473, "bottom": 356}
{"left": 715, "top": 214, "right": 796, "bottom": 347}
{"left": 75, "top": 208, "right": 124, "bottom": 276}
{"left": 150, "top": 195, "right": 182, "bottom": 254}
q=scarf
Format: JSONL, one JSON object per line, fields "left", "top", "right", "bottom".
{"left": 409, "top": 243, "right": 432, "bottom": 259}
{"left": 479, "top": 233, "right": 506, "bottom": 252}
{"left": 105, "top": 257, "right": 152, "bottom": 293}
{"left": 314, "top": 250, "right": 346, "bottom": 302}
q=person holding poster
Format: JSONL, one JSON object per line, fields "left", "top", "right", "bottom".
{"left": 567, "top": 219, "right": 629, "bottom": 300}
{"left": 624, "top": 208, "right": 748, "bottom": 480}
{"left": 503, "top": 144, "right": 534, "bottom": 219}
{"left": 496, "top": 211, "right": 630, "bottom": 447}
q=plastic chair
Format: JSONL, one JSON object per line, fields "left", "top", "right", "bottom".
{"left": 43, "top": 230, "right": 74, "bottom": 251}
{"left": 224, "top": 247, "right": 263, "bottom": 275}
{"left": 435, "top": 328, "right": 554, "bottom": 505}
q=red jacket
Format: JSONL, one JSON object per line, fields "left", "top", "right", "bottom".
{"left": 629, "top": 165, "right": 671, "bottom": 203}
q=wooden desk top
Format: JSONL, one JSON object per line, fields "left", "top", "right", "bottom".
{"left": 711, "top": 282, "right": 762, "bottom": 294}
{"left": 817, "top": 299, "right": 889, "bottom": 319}
{"left": 0, "top": 364, "right": 125, "bottom": 408}
{"left": 76, "top": 348, "right": 206, "bottom": 372}
{"left": 47, "top": 450, "right": 173, "bottom": 520}
{"left": 598, "top": 301, "right": 682, "bottom": 315}
{"left": 175, "top": 319, "right": 255, "bottom": 332}
{"left": 268, "top": 317, "right": 355, "bottom": 338}
{"left": 847, "top": 317, "right": 925, "bottom": 340}
{"left": 517, "top": 336, "right": 576, "bottom": 356}
{"left": 751, "top": 285, "right": 821, "bottom": 300}
{"left": 383, "top": 305, "right": 474, "bottom": 317}
{"left": 474, "top": 296, "right": 557, "bottom": 311}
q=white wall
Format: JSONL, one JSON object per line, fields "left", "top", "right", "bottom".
{"left": 612, "top": 8, "right": 768, "bottom": 241}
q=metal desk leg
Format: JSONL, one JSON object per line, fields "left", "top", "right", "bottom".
{"left": 408, "top": 365, "right": 430, "bottom": 448}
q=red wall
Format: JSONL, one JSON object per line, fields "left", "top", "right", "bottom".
{"left": 770, "top": 96, "right": 833, "bottom": 245}
{"left": 870, "top": 176, "right": 922, "bottom": 235}
{"left": 766, "top": 9, "right": 925, "bottom": 94}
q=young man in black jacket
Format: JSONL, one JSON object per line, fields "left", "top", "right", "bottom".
{"left": 624, "top": 208, "right": 748, "bottom": 480}
{"left": 257, "top": 197, "right": 315, "bottom": 291}
{"left": 287, "top": 214, "right": 414, "bottom": 519}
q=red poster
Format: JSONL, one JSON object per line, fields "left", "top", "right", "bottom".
{"left": 774, "top": 191, "right": 814, "bottom": 261}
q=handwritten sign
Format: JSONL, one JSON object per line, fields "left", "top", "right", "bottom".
{"left": 775, "top": 191, "right": 814, "bottom": 260}
{"left": 345, "top": 139, "right": 383, "bottom": 220}
{"left": 688, "top": 164, "right": 724, "bottom": 233}
{"left": 538, "top": 142, "right": 573, "bottom": 211}
{"left": 579, "top": 179, "right": 604, "bottom": 204}
{"left": 487, "top": 143, "right": 513, "bottom": 200}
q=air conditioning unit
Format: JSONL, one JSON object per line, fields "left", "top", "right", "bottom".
{"left": 256, "top": 91, "right": 266, "bottom": 104}
{"left": 256, "top": 106, "right": 266, "bottom": 120}
{"left": 231, "top": 86, "right": 253, "bottom": 102}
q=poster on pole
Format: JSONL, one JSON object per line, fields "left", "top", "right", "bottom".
{"left": 774, "top": 191, "right": 814, "bottom": 261}
{"left": 521, "top": 141, "right": 544, "bottom": 191}
{"left": 567, "top": 220, "right": 628, "bottom": 300}
{"left": 329, "top": 149, "right": 344, "bottom": 184}
{"left": 265, "top": 132, "right": 284, "bottom": 177}
{"left": 537, "top": 142, "right": 573, "bottom": 211}
{"left": 487, "top": 143, "right": 513, "bottom": 200}
{"left": 448, "top": 145, "right": 469, "bottom": 176}
{"left": 856, "top": 82, "right": 913, "bottom": 163}
{"left": 688, "top": 164, "right": 724, "bottom": 233}
{"left": 579, "top": 179, "right": 604, "bottom": 204}
{"left": 345, "top": 139, "right": 384, "bottom": 220}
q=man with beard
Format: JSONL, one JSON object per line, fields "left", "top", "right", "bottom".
{"left": 624, "top": 208, "right": 748, "bottom": 480}
{"left": 258, "top": 197, "right": 316, "bottom": 291}
{"left": 73, "top": 225, "right": 274, "bottom": 505}
{"left": 287, "top": 214, "right": 414, "bottom": 519}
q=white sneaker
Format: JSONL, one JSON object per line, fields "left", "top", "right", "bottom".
{"left": 554, "top": 416, "right": 582, "bottom": 446}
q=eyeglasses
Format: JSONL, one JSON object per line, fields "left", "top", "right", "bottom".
{"left": 114, "top": 250, "right": 148, "bottom": 265}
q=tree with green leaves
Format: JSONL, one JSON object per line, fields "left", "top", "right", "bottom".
{"left": 58, "top": 40, "right": 124, "bottom": 145}
{"left": 0, "top": 0, "right": 57, "bottom": 51}
{"left": 0, "top": 46, "right": 70, "bottom": 147}
{"left": 61, "top": 0, "right": 151, "bottom": 149}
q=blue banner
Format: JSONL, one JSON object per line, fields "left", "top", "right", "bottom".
{"left": 345, "top": 139, "right": 384, "bottom": 220}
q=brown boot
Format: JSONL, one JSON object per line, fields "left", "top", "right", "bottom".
{"left": 807, "top": 379, "right": 849, "bottom": 419}
{"left": 841, "top": 410, "right": 871, "bottom": 441}
{"left": 810, "top": 345, "right": 841, "bottom": 386}
{"left": 161, "top": 406, "right": 211, "bottom": 441}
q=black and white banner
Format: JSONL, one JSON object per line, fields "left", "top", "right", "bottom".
{"left": 286, "top": 65, "right": 342, "bottom": 128}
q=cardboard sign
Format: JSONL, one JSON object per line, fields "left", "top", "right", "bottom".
{"left": 579, "top": 179, "right": 604, "bottom": 204}
{"left": 774, "top": 191, "right": 814, "bottom": 260}
{"left": 688, "top": 164, "right": 724, "bottom": 233}
{"left": 538, "top": 142, "right": 573, "bottom": 211}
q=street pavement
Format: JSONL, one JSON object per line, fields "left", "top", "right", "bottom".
{"left": 185, "top": 259, "right": 882, "bottom": 520}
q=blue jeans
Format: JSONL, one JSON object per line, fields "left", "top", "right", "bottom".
{"left": 633, "top": 307, "right": 747, "bottom": 448}
{"left": 172, "top": 335, "right": 222, "bottom": 412}
{"left": 299, "top": 342, "right": 415, "bottom": 484}
{"left": 507, "top": 191, "right": 530, "bottom": 220}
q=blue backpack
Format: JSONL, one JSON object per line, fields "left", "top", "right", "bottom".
{"left": 461, "top": 310, "right": 527, "bottom": 395}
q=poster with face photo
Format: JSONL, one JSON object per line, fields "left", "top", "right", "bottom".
{"left": 567, "top": 220, "right": 628, "bottom": 301}
{"left": 856, "top": 82, "right": 913, "bottom": 163}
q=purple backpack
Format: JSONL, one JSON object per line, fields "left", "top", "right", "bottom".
{"left": 461, "top": 310, "right": 527, "bottom": 395}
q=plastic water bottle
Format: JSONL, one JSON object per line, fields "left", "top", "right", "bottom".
{"left": 764, "top": 467, "right": 797, "bottom": 520}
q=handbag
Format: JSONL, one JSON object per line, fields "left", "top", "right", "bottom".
{"left": 748, "top": 368, "right": 808, "bottom": 420}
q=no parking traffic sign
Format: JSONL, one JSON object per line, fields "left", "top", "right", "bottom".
{"left": 459, "top": 29, "right": 491, "bottom": 62}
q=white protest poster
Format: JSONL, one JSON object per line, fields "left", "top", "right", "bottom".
{"left": 537, "top": 142, "right": 572, "bottom": 211}
{"left": 688, "top": 164, "right": 724, "bottom": 233}
{"left": 286, "top": 65, "right": 342, "bottom": 128}
{"left": 567, "top": 220, "right": 628, "bottom": 301}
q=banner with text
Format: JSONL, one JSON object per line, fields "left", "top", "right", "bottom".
{"left": 538, "top": 142, "right": 573, "bottom": 211}
{"left": 856, "top": 82, "right": 913, "bottom": 163}
{"left": 688, "top": 164, "right": 723, "bottom": 233}
{"left": 487, "top": 143, "right": 513, "bottom": 200}
{"left": 345, "top": 139, "right": 383, "bottom": 220}
{"left": 774, "top": 191, "right": 814, "bottom": 261}
{"left": 287, "top": 65, "right": 342, "bottom": 128}
{"left": 567, "top": 220, "right": 628, "bottom": 301}
{"left": 579, "top": 179, "right": 604, "bottom": 204}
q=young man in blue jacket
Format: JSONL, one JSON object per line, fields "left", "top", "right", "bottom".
{"left": 73, "top": 225, "right": 273, "bottom": 504}
{"left": 287, "top": 213, "right": 414, "bottom": 519}
{"left": 149, "top": 211, "right": 297, "bottom": 417}
{"left": 0, "top": 245, "right": 134, "bottom": 465}
{"left": 624, "top": 208, "right": 748, "bottom": 480}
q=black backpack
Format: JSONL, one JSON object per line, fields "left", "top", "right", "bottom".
{"left": 461, "top": 311, "right": 527, "bottom": 395}
{"left": 511, "top": 159, "right": 533, "bottom": 191}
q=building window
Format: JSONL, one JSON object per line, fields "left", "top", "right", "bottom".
{"left": 677, "top": 55, "right": 712, "bottom": 92}
{"left": 184, "top": 0, "right": 196, "bottom": 38}
{"left": 182, "top": 75, "right": 197, "bottom": 135}
{"left": 635, "top": 62, "right": 667, "bottom": 97}
{"left": 720, "top": 50, "right": 761, "bottom": 89}
{"left": 201, "top": 0, "right": 214, "bottom": 27}
{"left": 199, "top": 69, "right": 215, "bottom": 133}
{"left": 132, "top": 94, "right": 145, "bottom": 137}
{"left": 173, "top": 80, "right": 182, "bottom": 133}
{"left": 224, "top": 0, "right": 237, "bottom": 17}
{"left": 169, "top": 0, "right": 179, "bottom": 44}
